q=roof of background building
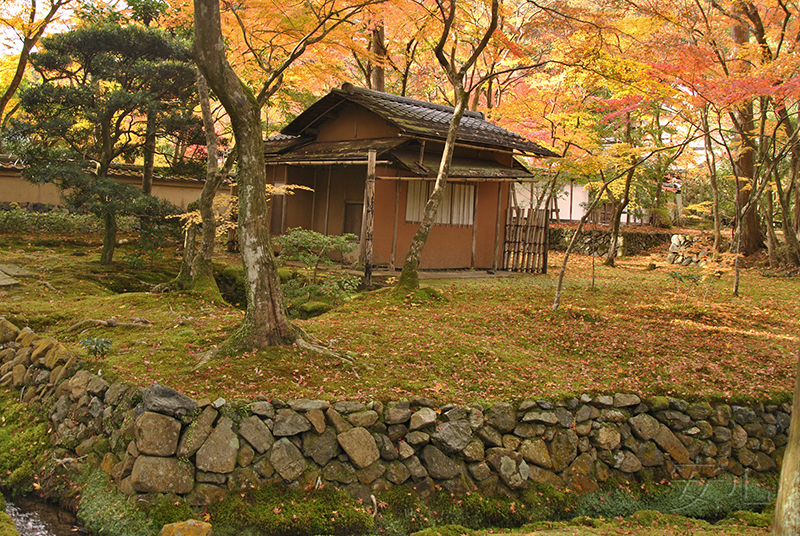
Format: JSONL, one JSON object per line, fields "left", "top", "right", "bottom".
{"left": 280, "top": 84, "right": 558, "bottom": 157}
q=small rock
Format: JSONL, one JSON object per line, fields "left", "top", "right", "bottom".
{"left": 409, "top": 407, "right": 437, "bottom": 431}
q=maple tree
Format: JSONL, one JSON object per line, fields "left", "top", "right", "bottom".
{"left": 638, "top": 0, "right": 800, "bottom": 266}
{"left": 0, "top": 0, "right": 76, "bottom": 150}
{"left": 395, "top": 0, "right": 500, "bottom": 291}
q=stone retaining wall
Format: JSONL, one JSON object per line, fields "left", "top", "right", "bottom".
{"left": 0, "top": 319, "right": 788, "bottom": 508}
{"left": 549, "top": 228, "right": 672, "bottom": 257}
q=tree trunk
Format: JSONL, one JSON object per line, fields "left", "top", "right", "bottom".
{"left": 553, "top": 180, "right": 613, "bottom": 311}
{"left": 194, "top": 0, "right": 295, "bottom": 348}
{"left": 397, "top": 88, "right": 468, "bottom": 291}
{"left": 174, "top": 220, "right": 197, "bottom": 288}
{"left": 701, "top": 108, "right": 723, "bottom": 253}
{"left": 604, "top": 166, "right": 633, "bottom": 266}
{"left": 732, "top": 20, "right": 764, "bottom": 256}
{"left": 773, "top": 105, "right": 800, "bottom": 265}
{"left": 773, "top": 347, "right": 800, "bottom": 535}
{"left": 100, "top": 211, "right": 117, "bottom": 265}
{"left": 774, "top": 168, "right": 800, "bottom": 266}
{"left": 142, "top": 109, "right": 157, "bottom": 195}
{"left": 605, "top": 116, "right": 635, "bottom": 266}
{"left": 188, "top": 69, "right": 224, "bottom": 296}
{"left": 765, "top": 196, "right": 779, "bottom": 268}
{"left": 796, "top": 171, "right": 800, "bottom": 236}
{"left": 371, "top": 24, "right": 386, "bottom": 92}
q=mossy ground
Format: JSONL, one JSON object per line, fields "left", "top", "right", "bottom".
{"left": 0, "top": 220, "right": 795, "bottom": 534}
{"left": 1, "top": 225, "right": 798, "bottom": 403}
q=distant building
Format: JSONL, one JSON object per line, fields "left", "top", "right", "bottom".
{"left": 263, "top": 84, "right": 557, "bottom": 270}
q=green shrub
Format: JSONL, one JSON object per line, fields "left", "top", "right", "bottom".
{"left": 572, "top": 485, "right": 647, "bottom": 519}
{"left": 646, "top": 475, "right": 774, "bottom": 521}
{"left": 571, "top": 475, "right": 774, "bottom": 522}
{"left": 650, "top": 207, "right": 674, "bottom": 228}
{"left": 274, "top": 228, "right": 358, "bottom": 284}
{"left": 0, "top": 208, "right": 137, "bottom": 234}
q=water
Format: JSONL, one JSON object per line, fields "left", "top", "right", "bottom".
{"left": 5, "top": 498, "right": 85, "bottom": 536}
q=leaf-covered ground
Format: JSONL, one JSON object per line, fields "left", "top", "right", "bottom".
{"left": 1, "top": 232, "right": 798, "bottom": 405}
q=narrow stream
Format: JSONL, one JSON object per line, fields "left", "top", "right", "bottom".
{"left": 5, "top": 497, "right": 85, "bottom": 536}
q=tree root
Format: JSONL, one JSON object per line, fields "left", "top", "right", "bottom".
{"left": 68, "top": 318, "right": 153, "bottom": 332}
{"left": 39, "top": 280, "right": 57, "bottom": 291}
{"left": 294, "top": 337, "right": 360, "bottom": 379}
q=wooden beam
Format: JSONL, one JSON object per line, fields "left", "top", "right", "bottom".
{"left": 471, "top": 187, "right": 478, "bottom": 268}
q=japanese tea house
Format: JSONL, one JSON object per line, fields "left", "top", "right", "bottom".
{"left": 264, "top": 83, "right": 557, "bottom": 271}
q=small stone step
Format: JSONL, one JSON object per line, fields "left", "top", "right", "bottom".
{"left": 0, "top": 264, "right": 34, "bottom": 277}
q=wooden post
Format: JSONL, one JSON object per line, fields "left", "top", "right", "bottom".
{"left": 471, "top": 188, "right": 478, "bottom": 268}
{"left": 391, "top": 179, "right": 400, "bottom": 270}
{"left": 363, "top": 150, "right": 376, "bottom": 286}
{"left": 324, "top": 166, "right": 331, "bottom": 235}
{"left": 493, "top": 182, "right": 503, "bottom": 271}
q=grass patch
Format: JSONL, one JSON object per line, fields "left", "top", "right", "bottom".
{"left": 210, "top": 483, "right": 374, "bottom": 536}
{"left": 76, "top": 470, "right": 152, "bottom": 536}
{"left": 0, "top": 390, "right": 52, "bottom": 495}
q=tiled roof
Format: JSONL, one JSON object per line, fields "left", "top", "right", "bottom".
{"left": 281, "top": 84, "right": 558, "bottom": 157}
{"left": 0, "top": 155, "right": 24, "bottom": 170}
{"left": 1, "top": 155, "right": 208, "bottom": 184}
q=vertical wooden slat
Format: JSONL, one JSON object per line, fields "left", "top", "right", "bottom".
{"left": 501, "top": 204, "right": 549, "bottom": 273}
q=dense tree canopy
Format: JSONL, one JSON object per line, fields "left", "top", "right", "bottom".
{"left": 13, "top": 20, "right": 196, "bottom": 263}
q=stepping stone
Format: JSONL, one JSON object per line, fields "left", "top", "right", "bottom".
{"left": 0, "top": 272, "right": 19, "bottom": 286}
{"left": 0, "top": 264, "right": 34, "bottom": 277}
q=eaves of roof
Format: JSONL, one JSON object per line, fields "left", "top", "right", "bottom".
{"left": 390, "top": 149, "right": 536, "bottom": 179}
{"left": 265, "top": 138, "right": 408, "bottom": 163}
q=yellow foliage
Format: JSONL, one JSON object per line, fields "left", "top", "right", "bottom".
{"left": 169, "top": 183, "right": 314, "bottom": 235}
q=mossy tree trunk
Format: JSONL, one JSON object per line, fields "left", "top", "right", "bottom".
{"left": 194, "top": 0, "right": 296, "bottom": 348}
{"left": 397, "top": 89, "right": 468, "bottom": 291}
{"left": 100, "top": 211, "right": 117, "bottom": 265}
{"left": 396, "top": 0, "right": 498, "bottom": 292}
{"left": 773, "top": 348, "right": 800, "bottom": 535}
{"left": 188, "top": 69, "right": 224, "bottom": 297}
{"left": 174, "top": 219, "right": 197, "bottom": 288}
